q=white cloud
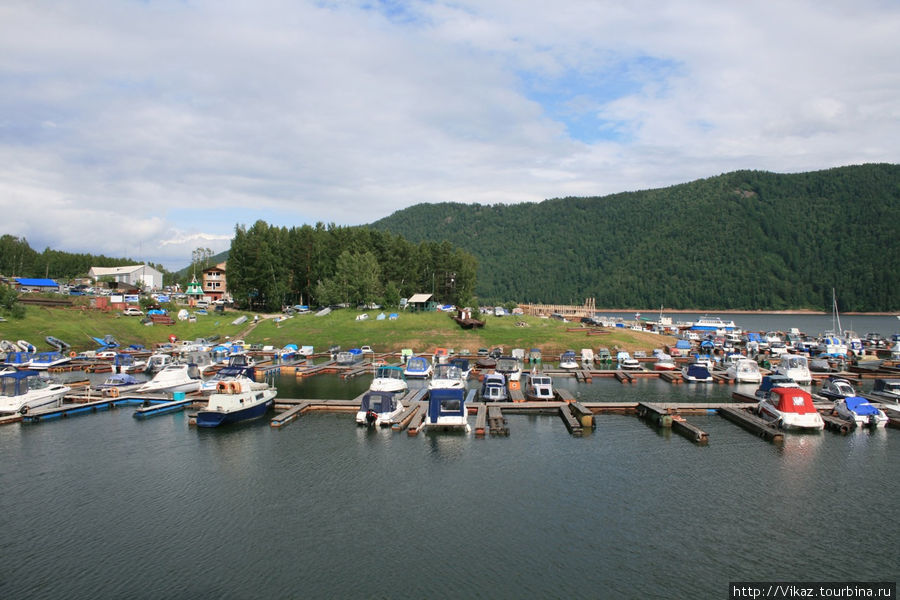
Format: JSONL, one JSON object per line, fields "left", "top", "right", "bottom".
{"left": 1, "top": 0, "right": 898, "bottom": 269}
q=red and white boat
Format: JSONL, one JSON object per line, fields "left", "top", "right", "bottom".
{"left": 757, "top": 387, "right": 824, "bottom": 430}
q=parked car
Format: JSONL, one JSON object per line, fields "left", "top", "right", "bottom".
{"left": 122, "top": 307, "right": 143, "bottom": 316}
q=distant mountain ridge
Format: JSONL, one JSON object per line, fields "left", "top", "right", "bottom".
{"left": 369, "top": 164, "right": 900, "bottom": 311}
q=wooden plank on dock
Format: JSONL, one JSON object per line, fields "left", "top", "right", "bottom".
{"left": 509, "top": 387, "right": 525, "bottom": 403}
{"left": 406, "top": 401, "right": 428, "bottom": 436}
{"left": 820, "top": 412, "right": 855, "bottom": 434}
{"left": 636, "top": 402, "right": 673, "bottom": 428}
{"left": 569, "top": 401, "right": 594, "bottom": 429}
{"left": 671, "top": 415, "right": 709, "bottom": 445}
{"left": 614, "top": 370, "right": 634, "bottom": 384}
{"left": 558, "top": 404, "right": 583, "bottom": 436}
{"left": 555, "top": 388, "right": 576, "bottom": 404}
{"left": 487, "top": 404, "right": 509, "bottom": 436}
{"left": 270, "top": 401, "right": 312, "bottom": 427}
{"left": 659, "top": 371, "right": 682, "bottom": 384}
{"left": 718, "top": 406, "right": 784, "bottom": 443}
{"left": 474, "top": 403, "right": 487, "bottom": 437}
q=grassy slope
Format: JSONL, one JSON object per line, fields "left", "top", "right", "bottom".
{"left": 1, "top": 305, "right": 675, "bottom": 356}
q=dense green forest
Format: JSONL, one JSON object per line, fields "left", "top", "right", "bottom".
{"left": 371, "top": 164, "right": 900, "bottom": 312}
{"left": 0, "top": 234, "right": 172, "bottom": 284}
{"left": 227, "top": 221, "right": 477, "bottom": 311}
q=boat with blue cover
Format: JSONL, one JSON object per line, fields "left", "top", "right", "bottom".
{"left": 681, "top": 362, "right": 713, "bottom": 383}
{"left": 479, "top": 372, "right": 507, "bottom": 401}
{"left": 834, "top": 396, "right": 888, "bottom": 428}
{"left": 196, "top": 378, "right": 277, "bottom": 427}
{"left": 403, "top": 355, "right": 432, "bottom": 379}
{"left": 424, "top": 387, "right": 469, "bottom": 432}
{"left": 355, "top": 390, "right": 404, "bottom": 426}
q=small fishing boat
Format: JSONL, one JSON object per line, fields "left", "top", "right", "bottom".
{"left": 558, "top": 350, "right": 579, "bottom": 370}
{"left": 369, "top": 365, "right": 408, "bottom": 393}
{"left": 870, "top": 378, "right": 900, "bottom": 411}
{"left": 137, "top": 364, "right": 202, "bottom": 394}
{"left": 423, "top": 387, "right": 469, "bottom": 432}
{"left": 195, "top": 378, "right": 277, "bottom": 427}
{"left": 449, "top": 358, "right": 471, "bottom": 379}
{"left": 834, "top": 396, "right": 888, "bottom": 428}
{"left": 145, "top": 353, "right": 175, "bottom": 374}
{"left": 524, "top": 370, "right": 554, "bottom": 401}
{"left": 580, "top": 348, "right": 594, "bottom": 368}
{"left": 403, "top": 355, "right": 432, "bottom": 379}
{"left": 494, "top": 356, "right": 522, "bottom": 383}
{"left": 336, "top": 349, "right": 363, "bottom": 365}
{"left": 355, "top": 390, "right": 404, "bottom": 427}
{"left": 0, "top": 370, "right": 70, "bottom": 415}
{"left": 757, "top": 387, "right": 824, "bottom": 430}
{"left": 96, "top": 373, "right": 141, "bottom": 389}
{"left": 818, "top": 376, "right": 857, "bottom": 401}
{"left": 479, "top": 372, "right": 507, "bottom": 402}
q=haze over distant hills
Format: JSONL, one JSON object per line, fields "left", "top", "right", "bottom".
{"left": 370, "top": 164, "right": 900, "bottom": 312}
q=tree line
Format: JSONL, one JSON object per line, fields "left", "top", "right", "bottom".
{"left": 370, "top": 164, "right": 900, "bottom": 312}
{"left": 226, "top": 220, "right": 478, "bottom": 311}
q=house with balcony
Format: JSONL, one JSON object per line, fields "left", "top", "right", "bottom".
{"left": 201, "top": 262, "right": 228, "bottom": 301}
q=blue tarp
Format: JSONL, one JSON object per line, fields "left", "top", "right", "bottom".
{"left": 15, "top": 278, "right": 59, "bottom": 287}
{"left": 844, "top": 396, "right": 880, "bottom": 416}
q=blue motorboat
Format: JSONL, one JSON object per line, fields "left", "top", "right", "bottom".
{"left": 424, "top": 387, "right": 469, "bottom": 431}
{"left": 681, "top": 362, "right": 712, "bottom": 382}
{"left": 403, "top": 355, "right": 432, "bottom": 379}
{"left": 835, "top": 395, "right": 888, "bottom": 428}
{"left": 479, "top": 372, "right": 507, "bottom": 401}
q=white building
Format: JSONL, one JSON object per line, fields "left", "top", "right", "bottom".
{"left": 88, "top": 264, "right": 163, "bottom": 291}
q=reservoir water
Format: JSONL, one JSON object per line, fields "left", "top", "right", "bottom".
{"left": 2, "top": 314, "right": 899, "bottom": 599}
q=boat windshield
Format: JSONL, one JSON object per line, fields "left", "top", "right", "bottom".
{"left": 375, "top": 367, "right": 402, "bottom": 380}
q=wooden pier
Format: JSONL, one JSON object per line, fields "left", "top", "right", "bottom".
{"left": 717, "top": 406, "right": 784, "bottom": 443}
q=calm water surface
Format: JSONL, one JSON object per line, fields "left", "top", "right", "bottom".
{"left": 2, "top": 314, "right": 899, "bottom": 599}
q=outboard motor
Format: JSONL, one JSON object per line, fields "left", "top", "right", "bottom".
{"left": 365, "top": 410, "right": 378, "bottom": 427}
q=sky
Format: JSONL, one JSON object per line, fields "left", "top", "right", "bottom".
{"left": 2, "top": 0, "right": 899, "bottom": 270}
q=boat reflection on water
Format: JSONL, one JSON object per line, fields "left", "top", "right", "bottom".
{"left": 424, "top": 430, "right": 467, "bottom": 460}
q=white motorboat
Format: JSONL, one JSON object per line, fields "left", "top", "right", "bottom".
{"left": 196, "top": 378, "right": 277, "bottom": 427}
{"left": 429, "top": 363, "right": 466, "bottom": 390}
{"left": 27, "top": 351, "right": 71, "bottom": 370}
{"left": 145, "top": 353, "right": 175, "bottom": 374}
{"left": 580, "top": 348, "right": 594, "bottom": 368}
{"left": 834, "top": 396, "right": 888, "bottom": 428}
{"left": 369, "top": 366, "right": 408, "bottom": 393}
{"left": 403, "top": 355, "right": 432, "bottom": 379}
{"left": 558, "top": 351, "right": 579, "bottom": 370}
{"left": 0, "top": 370, "right": 70, "bottom": 415}
{"left": 616, "top": 351, "right": 641, "bottom": 371}
{"left": 651, "top": 350, "right": 676, "bottom": 371}
{"left": 137, "top": 364, "right": 202, "bottom": 394}
{"left": 495, "top": 356, "right": 522, "bottom": 383}
{"left": 724, "top": 357, "right": 762, "bottom": 383}
{"left": 355, "top": 390, "right": 405, "bottom": 426}
{"left": 772, "top": 354, "right": 812, "bottom": 385}
{"left": 757, "top": 387, "right": 824, "bottom": 430}
{"left": 818, "top": 376, "right": 857, "bottom": 401}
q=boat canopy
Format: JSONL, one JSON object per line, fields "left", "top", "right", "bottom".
{"left": 758, "top": 375, "right": 797, "bottom": 393}
{"left": 675, "top": 340, "right": 692, "bottom": 349}
{"left": 843, "top": 396, "right": 880, "bottom": 416}
{"left": 0, "top": 370, "right": 43, "bottom": 395}
{"left": 685, "top": 364, "right": 711, "bottom": 379}
{"left": 360, "top": 391, "right": 398, "bottom": 413}
{"left": 769, "top": 388, "right": 817, "bottom": 414}
{"left": 428, "top": 388, "right": 465, "bottom": 420}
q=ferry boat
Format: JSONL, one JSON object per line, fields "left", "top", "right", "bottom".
{"left": 356, "top": 390, "right": 405, "bottom": 426}
{"left": 479, "top": 372, "right": 507, "bottom": 402}
{"left": 137, "top": 364, "right": 202, "bottom": 394}
{"left": 423, "top": 387, "right": 469, "bottom": 432}
{"left": 690, "top": 316, "right": 739, "bottom": 334}
{"left": 196, "top": 378, "right": 277, "bottom": 427}
{"left": 403, "top": 355, "right": 432, "bottom": 379}
{"left": 0, "top": 370, "right": 70, "bottom": 415}
{"left": 369, "top": 365, "right": 407, "bottom": 393}
{"left": 757, "top": 387, "right": 824, "bottom": 430}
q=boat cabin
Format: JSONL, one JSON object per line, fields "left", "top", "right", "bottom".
{"left": 766, "top": 387, "right": 818, "bottom": 415}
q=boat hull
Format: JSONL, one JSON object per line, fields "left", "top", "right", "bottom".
{"left": 196, "top": 396, "right": 274, "bottom": 427}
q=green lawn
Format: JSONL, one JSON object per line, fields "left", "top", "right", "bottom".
{"left": 1, "top": 304, "right": 676, "bottom": 355}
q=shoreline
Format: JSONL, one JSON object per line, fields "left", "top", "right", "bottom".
{"left": 595, "top": 309, "right": 898, "bottom": 316}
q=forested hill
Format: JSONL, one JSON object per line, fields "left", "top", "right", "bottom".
{"left": 370, "top": 164, "right": 900, "bottom": 311}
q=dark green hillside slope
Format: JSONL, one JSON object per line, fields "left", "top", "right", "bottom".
{"left": 370, "top": 164, "right": 900, "bottom": 311}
